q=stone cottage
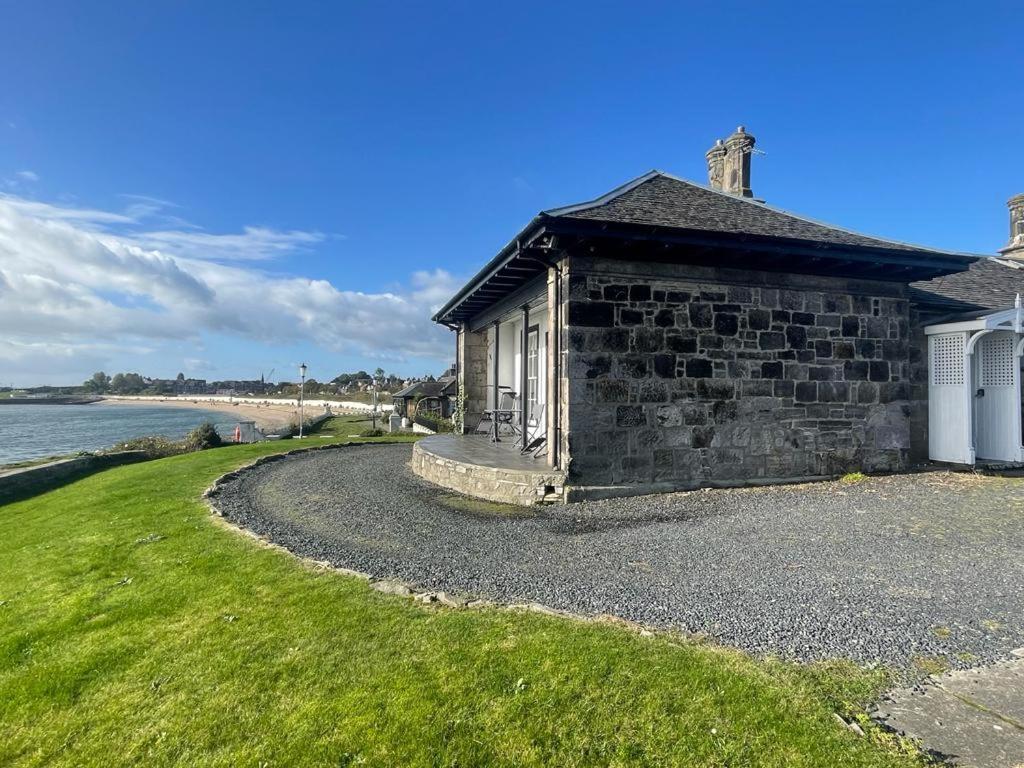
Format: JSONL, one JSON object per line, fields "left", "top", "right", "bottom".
{"left": 391, "top": 377, "right": 457, "bottom": 421}
{"left": 423, "top": 127, "right": 1021, "bottom": 501}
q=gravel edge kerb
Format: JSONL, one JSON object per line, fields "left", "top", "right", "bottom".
{"left": 201, "top": 442, "right": 687, "bottom": 643}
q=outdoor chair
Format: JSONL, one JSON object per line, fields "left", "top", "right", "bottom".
{"left": 475, "top": 387, "right": 520, "bottom": 442}
{"left": 520, "top": 405, "right": 547, "bottom": 458}
{"left": 491, "top": 390, "right": 520, "bottom": 442}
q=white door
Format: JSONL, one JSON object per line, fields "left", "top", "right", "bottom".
{"left": 928, "top": 332, "right": 971, "bottom": 463}
{"left": 526, "top": 327, "right": 540, "bottom": 428}
{"left": 973, "top": 331, "right": 1020, "bottom": 461}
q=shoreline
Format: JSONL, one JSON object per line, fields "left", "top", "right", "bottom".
{"left": 97, "top": 397, "right": 301, "bottom": 431}
{"left": 96, "top": 395, "right": 387, "bottom": 431}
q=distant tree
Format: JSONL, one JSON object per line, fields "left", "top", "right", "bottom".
{"left": 124, "top": 373, "right": 146, "bottom": 393}
{"left": 109, "top": 372, "right": 146, "bottom": 394}
{"left": 176, "top": 372, "right": 185, "bottom": 382}
{"left": 331, "top": 370, "right": 374, "bottom": 386}
{"left": 374, "top": 367, "right": 385, "bottom": 381}
{"left": 82, "top": 371, "right": 111, "bottom": 393}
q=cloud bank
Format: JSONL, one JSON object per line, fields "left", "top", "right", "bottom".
{"left": 0, "top": 195, "right": 458, "bottom": 381}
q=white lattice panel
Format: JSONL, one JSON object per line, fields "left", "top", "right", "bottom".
{"left": 980, "top": 335, "right": 1015, "bottom": 387}
{"left": 930, "top": 334, "right": 964, "bottom": 386}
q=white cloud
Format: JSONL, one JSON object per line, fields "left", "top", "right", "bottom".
{"left": 130, "top": 226, "right": 325, "bottom": 261}
{"left": 0, "top": 195, "right": 135, "bottom": 225}
{"left": 16, "top": 170, "right": 39, "bottom": 182}
{"left": 0, "top": 194, "right": 457, "bottom": 380}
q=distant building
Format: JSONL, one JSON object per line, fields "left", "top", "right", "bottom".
{"left": 392, "top": 376, "right": 457, "bottom": 421}
{"left": 211, "top": 380, "right": 267, "bottom": 396}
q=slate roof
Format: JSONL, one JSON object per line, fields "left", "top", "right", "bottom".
{"left": 433, "top": 170, "right": 978, "bottom": 325}
{"left": 392, "top": 378, "right": 456, "bottom": 399}
{"left": 547, "top": 171, "right": 968, "bottom": 256}
{"left": 910, "top": 258, "right": 1024, "bottom": 311}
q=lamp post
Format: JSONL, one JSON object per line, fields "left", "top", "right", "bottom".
{"left": 298, "top": 362, "right": 307, "bottom": 438}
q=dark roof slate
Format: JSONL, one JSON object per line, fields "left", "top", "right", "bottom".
{"left": 909, "top": 258, "right": 1024, "bottom": 311}
{"left": 392, "top": 378, "right": 456, "bottom": 399}
{"left": 547, "top": 172, "right": 966, "bottom": 256}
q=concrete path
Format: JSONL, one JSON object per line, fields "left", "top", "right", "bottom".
{"left": 874, "top": 652, "right": 1024, "bottom": 767}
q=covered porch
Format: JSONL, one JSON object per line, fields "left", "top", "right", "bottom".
{"left": 477, "top": 293, "right": 550, "bottom": 450}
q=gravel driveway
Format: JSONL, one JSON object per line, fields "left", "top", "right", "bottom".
{"left": 210, "top": 443, "right": 1024, "bottom": 670}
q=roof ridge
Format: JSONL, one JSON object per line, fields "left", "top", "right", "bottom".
{"left": 542, "top": 169, "right": 664, "bottom": 217}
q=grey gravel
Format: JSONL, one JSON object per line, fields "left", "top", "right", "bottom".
{"left": 210, "top": 443, "right": 1024, "bottom": 671}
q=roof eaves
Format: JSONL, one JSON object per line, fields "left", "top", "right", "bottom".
{"left": 431, "top": 215, "right": 548, "bottom": 324}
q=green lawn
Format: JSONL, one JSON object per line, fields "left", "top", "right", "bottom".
{"left": 308, "top": 412, "right": 381, "bottom": 435}
{"left": 0, "top": 437, "right": 925, "bottom": 767}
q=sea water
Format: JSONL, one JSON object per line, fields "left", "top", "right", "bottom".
{"left": 0, "top": 404, "right": 241, "bottom": 465}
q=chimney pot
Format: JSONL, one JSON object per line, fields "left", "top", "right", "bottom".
{"left": 705, "top": 138, "right": 728, "bottom": 191}
{"left": 722, "top": 126, "right": 756, "bottom": 198}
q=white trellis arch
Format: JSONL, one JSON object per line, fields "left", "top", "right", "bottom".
{"left": 925, "top": 297, "right": 1024, "bottom": 464}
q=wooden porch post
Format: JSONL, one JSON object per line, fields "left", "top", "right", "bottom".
{"left": 546, "top": 266, "right": 558, "bottom": 468}
{"left": 520, "top": 303, "right": 529, "bottom": 443}
{"left": 492, "top": 320, "right": 500, "bottom": 411}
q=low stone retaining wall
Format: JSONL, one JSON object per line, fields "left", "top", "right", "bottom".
{"left": 0, "top": 451, "right": 149, "bottom": 504}
{"left": 411, "top": 441, "right": 566, "bottom": 506}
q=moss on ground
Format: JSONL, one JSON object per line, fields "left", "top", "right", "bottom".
{"left": 437, "top": 493, "right": 539, "bottom": 518}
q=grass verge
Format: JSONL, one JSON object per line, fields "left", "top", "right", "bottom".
{"left": 306, "top": 412, "right": 384, "bottom": 436}
{"left": 0, "top": 436, "right": 924, "bottom": 766}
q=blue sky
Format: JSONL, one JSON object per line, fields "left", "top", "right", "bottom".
{"left": 1, "top": 1, "right": 1021, "bottom": 386}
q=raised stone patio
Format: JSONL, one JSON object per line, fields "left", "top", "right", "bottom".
{"left": 411, "top": 434, "right": 566, "bottom": 505}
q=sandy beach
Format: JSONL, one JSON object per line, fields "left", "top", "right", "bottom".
{"left": 97, "top": 397, "right": 303, "bottom": 430}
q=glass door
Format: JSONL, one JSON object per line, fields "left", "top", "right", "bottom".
{"left": 526, "top": 326, "right": 539, "bottom": 423}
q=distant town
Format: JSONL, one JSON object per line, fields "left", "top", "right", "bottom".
{"left": 1, "top": 367, "right": 455, "bottom": 401}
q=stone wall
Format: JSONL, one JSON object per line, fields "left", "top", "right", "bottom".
{"left": 0, "top": 451, "right": 149, "bottom": 504}
{"left": 907, "top": 305, "right": 932, "bottom": 464}
{"left": 412, "top": 438, "right": 566, "bottom": 505}
{"left": 563, "top": 256, "right": 913, "bottom": 490}
{"left": 457, "top": 325, "right": 488, "bottom": 434}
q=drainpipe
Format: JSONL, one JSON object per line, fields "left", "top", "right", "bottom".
{"left": 552, "top": 261, "right": 561, "bottom": 469}
{"left": 521, "top": 303, "right": 530, "bottom": 444}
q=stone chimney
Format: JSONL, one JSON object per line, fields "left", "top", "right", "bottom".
{"left": 705, "top": 139, "right": 727, "bottom": 191}
{"left": 999, "top": 193, "right": 1024, "bottom": 261}
{"left": 705, "top": 126, "right": 756, "bottom": 197}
